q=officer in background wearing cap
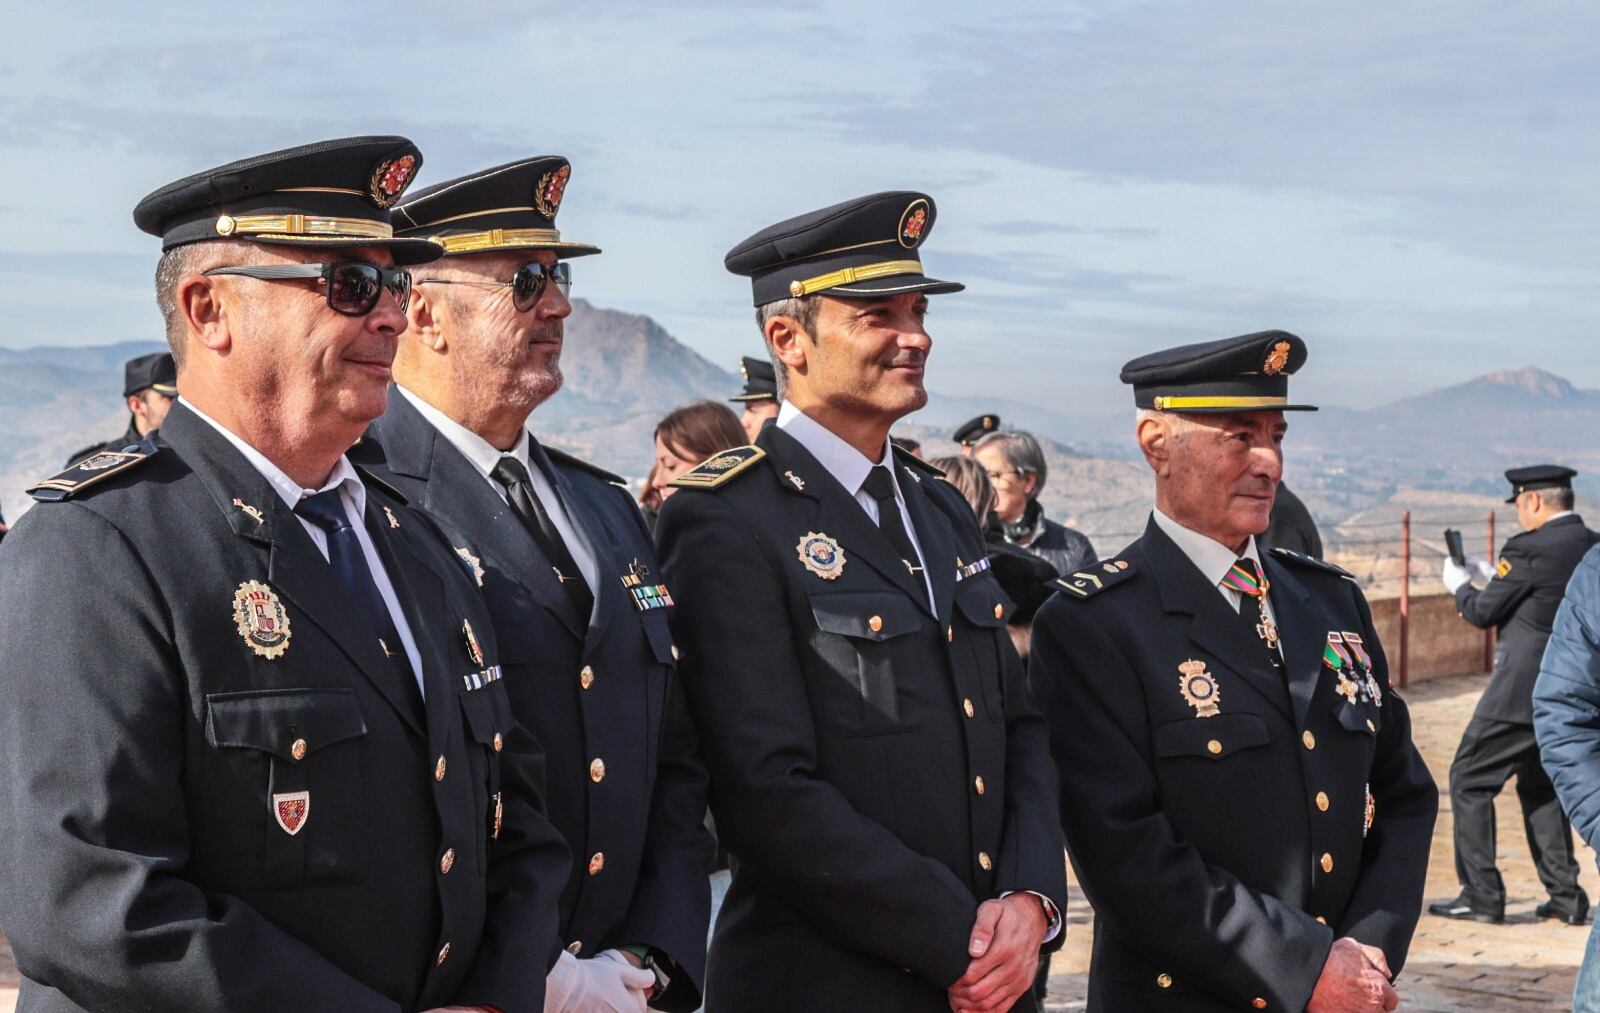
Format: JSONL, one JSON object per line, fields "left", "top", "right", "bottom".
{"left": 1030, "top": 332, "right": 1436, "bottom": 1013}
{"left": 954, "top": 414, "right": 1000, "bottom": 457}
{"left": 730, "top": 355, "right": 779, "bottom": 441}
{"left": 64, "top": 351, "right": 179, "bottom": 466}
{"left": 0, "top": 136, "right": 570, "bottom": 1013}
{"left": 656, "top": 192, "right": 1066, "bottom": 1013}
{"left": 1430, "top": 465, "right": 1596, "bottom": 926}
{"left": 361, "top": 156, "right": 712, "bottom": 1011}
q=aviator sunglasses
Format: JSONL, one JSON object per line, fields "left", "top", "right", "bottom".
{"left": 203, "top": 261, "right": 412, "bottom": 316}
{"left": 415, "top": 261, "right": 571, "bottom": 313}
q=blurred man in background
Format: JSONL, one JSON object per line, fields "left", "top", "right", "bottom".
{"left": 64, "top": 351, "right": 177, "bottom": 466}
{"left": 729, "top": 355, "right": 779, "bottom": 440}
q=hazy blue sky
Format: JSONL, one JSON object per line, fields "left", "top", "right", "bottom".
{"left": 3, "top": 1, "right": 1596, "bottom": 413}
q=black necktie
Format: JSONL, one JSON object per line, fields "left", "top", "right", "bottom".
{"left": 1223, "top": 557, "right": 1283, "bottom": 669}
{"left": 491, "top": 456, "right": 595, "bottom": 620}
{"left": 295, "top": 489, "right": 424, "bottom": 711}
{"left": 862, "top": 465, "right": 925, "bottom": 585}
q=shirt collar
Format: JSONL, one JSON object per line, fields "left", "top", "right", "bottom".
{"left": 397, "top": 385, "right": 531, "bottom": 479}
{"left": 1152, "top": 506, "right": 1262, "bottom": 589}
{"left": 1548, "top": 511, "right": 1576, "bottom": 523}
{"left": 180, "top": 396, "right": 366, "bottom": 518}
{"left": 776, "top": 400, "right": 892, "bottom": 497}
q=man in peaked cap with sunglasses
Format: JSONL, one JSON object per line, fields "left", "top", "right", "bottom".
{"left": 0, "top": 136, "right": 571, "bottom": 1013}
{"left": 357, "top": 156, "right": 713, "bottom": 1011}
{"left": 654, "top": 192, "right": 1067, "bottom": 1013}
{"left": 1029, "top": 333, "right": 1437, "bottom": 1012}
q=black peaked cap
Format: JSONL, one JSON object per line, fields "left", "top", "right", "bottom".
{"left": 123, "top": 352, "right": 177, "bottom": 397}
{"left": 394, "top": 155, "right": 599, "bottom": 258}
{"left": 1120, "top": 330, "right": 1317, "bottom": 413}
{"left": 1504, "top": 464, "right": 1577, "bottom": 502}
{"left": 730, "top": 356, "right": 777, "bottom": 402}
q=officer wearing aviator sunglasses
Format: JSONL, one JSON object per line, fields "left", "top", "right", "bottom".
{"left": 0, "top": 136, "right": 571, "bottom": 1013}
{"left": 356, "top": 156, "right": 714, "bottom": 1012}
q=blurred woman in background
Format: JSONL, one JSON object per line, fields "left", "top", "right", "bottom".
{"left": 649, "top": 400, "right": 749, "bottom": 505}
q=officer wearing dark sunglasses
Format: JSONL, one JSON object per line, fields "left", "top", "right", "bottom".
{"left": 0, "top": 136, "right": 571, "bottom": 1013}
{"left": 355, "top": 156, "right": 713, "bottom": 1012}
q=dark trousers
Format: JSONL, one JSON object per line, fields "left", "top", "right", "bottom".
{"left": 1450, "top": 716, "right": 1583, "bottom": 911}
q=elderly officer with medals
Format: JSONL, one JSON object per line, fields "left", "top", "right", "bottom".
{"left": 0, "top": 137, "right": 570, "bottom": 1012}
{"left": 655, "top": 192, "right": 1067, "bottom": 1013}
{"left": 1030, "top": 333, "right": 1437, "bottom": 1013}
{"left": 359, "top": 155, "right": 713, "bottom": 1011}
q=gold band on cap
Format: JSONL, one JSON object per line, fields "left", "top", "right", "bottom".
{"left": 214, "top": 214, "right": 393, "bottom": 240}
{"left": 433, "top": 227, "right": 565, "bottom": 254}
{"left": 788, "top": 259, "right": 924, "bottom": 298}
{"left": 1151, "top": 395, "right": 1289, "bottom": 410}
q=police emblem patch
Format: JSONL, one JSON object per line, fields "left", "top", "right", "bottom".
{"left": 463, "top": 619, "right": 484, "bottom": 667}
{"left": 796, "top": 532, "right": 846, "bottom": 580}
{"left": 455, "top": 547, "right": 485, "bottom": 587}
{"left": 369, "top": 154, "right": 417, "bottom": 208}
{"left": 77, "top": 452, "right": 128, "bottom": 472}
{"left": 1496, "top": 556, "right": 1512, "bottom": 578}
{"left": 534, "top": 164, "right": 572, "bottom": 217}
{"left": 233, "top": 580, "right": 291, "bottom": 659}
{"left": 272, "top": 790, "right": 310, "bottom": 836}
{"left": 1263, "top": 339, "right": 1292, "bottom": 376}
{"left": 898, "top": 199, "right": 930, "bottom": 248}
{"left": 1178, "top": 659, "right": 1221, "bottom": 717}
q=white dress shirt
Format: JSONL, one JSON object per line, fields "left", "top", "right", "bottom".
{"left": 1151, "top": 507, "right": 1277, "bottom": 627}
{"left": 182, "top": 398, "right": 426, "bottom": 695}
{"left": 398, "top": 386, "right": 599, "bottom": 598}
{"left": 776, "top": 401, "right": 934, "bottom": 606}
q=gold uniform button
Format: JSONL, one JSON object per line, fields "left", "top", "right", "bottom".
{"left": 974, "top": 775, "right": 986, "bottom": 795}
{"left": 993, "top": 603, "right": 1004, "bottom": 619}
{"left": 588, "top": 852, "right": 605, "bottom": 876}
{"left": 1206, "top": 739, "right": 1223, "bottom": 755}
{"left": 947, "top": 626, "right": 954, "bottom": 643}
{"left": 1316, "top": 791, "right": 1330, "bottom": 811}
{"left": 290, "top": 738, "right": 308, "bottom": 762}
{"left": 589, "top": 758, "right": 606, "bottom": 783}
{"left": 1321, "top": 853, "right": 1334, "bottom": 873}
{"left": 671, "top": 644, "right": 680, "bottom": 661}
{"left": 869, "top": 615, "right": 884, "bottom": 633}
{"left": 1253, "top": 999, "right": 1267, "bottom": 1010}
{"left": 436, "top": 942, "right": 451, "bottom": 966}
{"left": 1366, "top": 718, "right": 1376, "bottom": 733}
{"left": 1316, "top": 916, "right": 1328, "bottom": 925}
{"left": 440, "top": 848, "right": 456, "bottom": 875}
{"left": 492, "top": 732, "right": 504, "bottom": 753}
{"left": 580, "top": 665, "right": 595, "bottom": 689}
{"left": 434, "top": 755, "right": 448, "bottom": 781}
{"left": 215, "top": 214, "right": 237, "bottom": 236}
{"left": 978, "top": 851, "right": 992, "bottom": 871}
{"left": 963, "top": 698, "right": 975, "bottom": 719}
{"left": 1156, "top": 973, "right": 1173, "bottom": 989}
{"left": 566, "top": 940, "right": 583, "bottom": 956}
{"left": 1302, "top": 730, "right": 1316, "bottom": 750}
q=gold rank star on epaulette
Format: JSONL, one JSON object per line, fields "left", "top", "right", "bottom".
{"left": 668, "top": 445, "right": 766, "bottom": 490}
{"left": 28, "top": 444, "right": 159, "bottom": 501}
{"left": 1054, "top": 559, "right": 1136, "bottom": 598}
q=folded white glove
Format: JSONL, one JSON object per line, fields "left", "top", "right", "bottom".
{"left": 1442, "top": 558, "right": 1471, "bottom": 593}
{"left": 1472, "top": 557, "right": 1496, "bottom": 582}
{"left": 543, "top": 948, "right": 653, "bottom": 1013}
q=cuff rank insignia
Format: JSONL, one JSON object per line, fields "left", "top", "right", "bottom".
{"left": 668, "top": 445, "right": 766, "bottom": 490}
{"left": 29, "top": 441, "right": 159, "bottom": 501}
{"left": 1054, "top": 559, "right": 1135, "bottom": 599}
{"left": 1269, "top": 547, "right": 1356, "bottom": 581}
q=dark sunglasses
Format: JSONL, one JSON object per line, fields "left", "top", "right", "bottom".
{"left": 203, "top": 261, "right": 411, "bottom": 316}
{"left": 416, "top": 261, "right": 571, "bottom": 313}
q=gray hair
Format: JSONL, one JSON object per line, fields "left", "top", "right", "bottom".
{"left": 154, "top": 239, "right": 260, "bottom": 369}
{"left": 974, "top": 430, "right": 1048, "bottom": 500}
{"left": 754, "top": 294, "right": 821, "bottom": 401}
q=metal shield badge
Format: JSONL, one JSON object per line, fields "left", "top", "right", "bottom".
{"left": 273, "top": 790, "right": 310, "bottom": 836}
{"left": 1178, "top": 659, "right": 1221, "bottom": 718}
{"left": 233, "top": 580, "right": 291, "bottom": 660}
{"left": 796, "top": 532, "right": 846, "bottom": 580}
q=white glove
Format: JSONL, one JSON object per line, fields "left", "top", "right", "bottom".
{"left": 1442, "top": 558, "right": 1471, "bottom": 593}
{"left": 1472, "top": 557, "right": 1496, "bottom": 582}
{"left": 543, "top": 948, "right": 653, "bottom": 1013}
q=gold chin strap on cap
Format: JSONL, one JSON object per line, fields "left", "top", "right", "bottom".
{"left": 214, "top": 214, "right": 393, "bottom": 240}
{"left": 788, "top": 259, "right": 923, "bottom": 298}
{"left": 1151, "top": 395, "right": 1289, "bottom": 411}
{"left": 432, "top": 228, "right": 565, "bottom": 254}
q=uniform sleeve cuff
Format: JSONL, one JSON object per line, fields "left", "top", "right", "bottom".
{"left": 1002, "top": 890, "right": 1063, "bottom": 944}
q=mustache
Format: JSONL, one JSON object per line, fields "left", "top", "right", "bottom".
{"left": 526, "top": 322, "right": 564, "bottom": 343}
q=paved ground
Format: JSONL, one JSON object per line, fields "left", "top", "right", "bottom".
{"left": 0, "top": 671, "right": 1590, "bottom": 1012}
{"left": 1043, "top": 671, "right": 1598, "bottom": 1011}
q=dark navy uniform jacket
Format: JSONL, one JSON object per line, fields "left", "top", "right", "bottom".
{"left": 1456, "top": 513, "right": 1598, "bottom": 725}
{"left": 655, "top": 426, "right": 1067, "bottom": 1013}
{"left": 0, "top": 401, "right": 569, "bottom": 1013}
{"left": 1030, "top": 518, "right": 1436, "bottom": 1013}
{"left": 365, "top": 391, "right": 712, "bottom": 1009}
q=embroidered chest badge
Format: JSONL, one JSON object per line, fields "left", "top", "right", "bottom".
{"left": 1178, "top": 659, "right": 1221, "bottom": 718}
{"left": 233, "top": 580, "right": 291, "bottom": 659}
{"left": 797, "top": 532, "right": 846, "bottom": 580}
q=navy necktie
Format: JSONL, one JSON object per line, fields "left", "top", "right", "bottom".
{"left": 862, "top": 465, "right": 925, "bottom": 585}
{"left": 295, "top": 489, "right": 414, "bottom": 664}
{"left": 491, "top": 456, "right": 595, "bottom": 621}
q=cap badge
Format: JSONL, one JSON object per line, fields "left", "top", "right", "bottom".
{"left": 1263, "top": 340, "right": 1291, "bottom": 376}
{"left": 369, "top": 154, "right": 417, "bottom": 208}
{"left": 233, "top": 580, "right": 291, "bottom": 659}
{"left": 463, "top": 619, "right": 484, "bottom": 667}
{"left": 796, "top": 531, "right": 846, "bottom": 580}
{"left": 898, "top": 199, "right": 930, "bottom": 248}
{"left": 272, "top": 790, "right": 310, "bottom": 836}
{"left": 534, "top": 164, "right": 571, "bottom": 218}
{"left": 1177, "top": 658, "right": 1221, "bottom": 717}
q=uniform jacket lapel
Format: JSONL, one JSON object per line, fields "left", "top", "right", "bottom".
{"left": 1260, "top": 551, "right": 1327, "bottom": 729}
{"left": 897, "top": 461, "right": 956, "bottom": 622}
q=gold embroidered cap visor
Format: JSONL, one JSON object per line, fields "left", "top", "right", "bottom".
{"left": 725, "top": 190, "right": 964, "bottom": 306}
{"left": 131, "top": 135, "right": 443, "bottom": 266}
{"left": 393, "top": 155, "right": 600, "bottom": 258}
{"left": 1121, "top": 329, "right": 1318, "bottom": 413}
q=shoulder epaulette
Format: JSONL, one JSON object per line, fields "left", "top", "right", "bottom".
{"left": 893, "top": 445, "right": 946, "bottom": 481}
{"left": 28, "top": 442, "right": 159, "bottom": 502}
{"left": 1270, "top": 547, "right": 1356, "bottom": 580}
{"left": 669, "top": 445, "right": 766, "bottom": 490}
{"left": 1054, "top": 558, "right": 1137, "bottom": 599}
{"left": 544, "top": 445, "right": 626, "bottom": 487}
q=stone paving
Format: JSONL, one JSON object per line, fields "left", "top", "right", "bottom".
{"left": 0, "top": 671, "right": 1589, "bottom": 1012}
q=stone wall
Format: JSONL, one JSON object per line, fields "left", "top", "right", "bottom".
{"left": 1368, "top": 590, "right": 1491, "bottom": 686}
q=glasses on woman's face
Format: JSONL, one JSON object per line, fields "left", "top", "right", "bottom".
{"left": 203, "top": 261, "right": 411, "bottom": 316}
{"left": 985, "top": 469, "right": 1023, "bottom": 484}
{"left": 415, "top": 261, "right": 571, "bottom": 313}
